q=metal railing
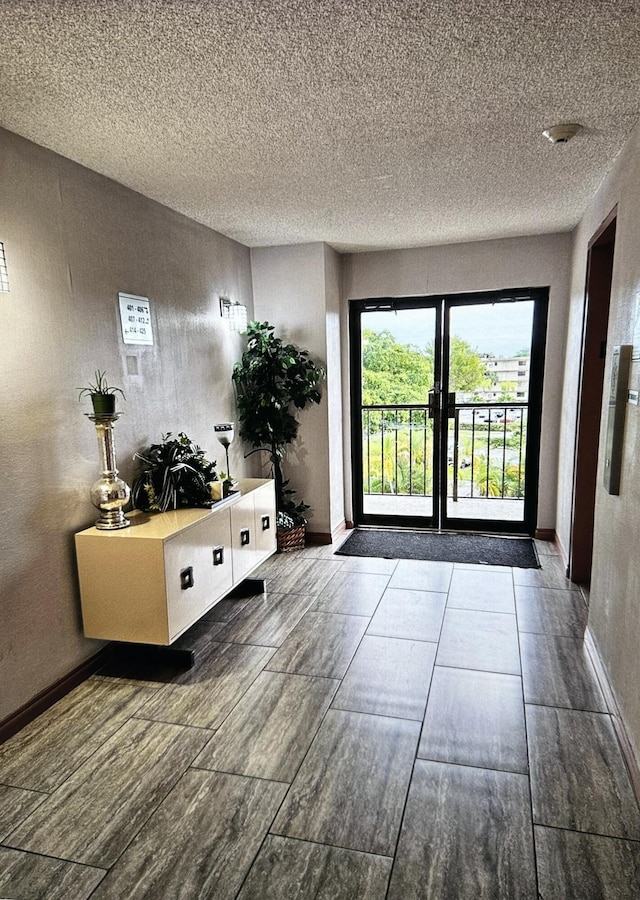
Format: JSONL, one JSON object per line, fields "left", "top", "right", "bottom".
{"left": 361, "top": 402, "right": 528, "bottom": 501}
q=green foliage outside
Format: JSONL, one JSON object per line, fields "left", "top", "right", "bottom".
{"left": 361, "top": 329, "right": 527, "bottom": 500}
{"left": 447, "top": 336, "right": 492, "bottom": 394}
{"left": 363, "top": 424, "right": 526, "bottom": 499}
{"left": 362, "top": 330, "right": 433, "bottom": 405}
{"left": 362, "top": 330, "right": 490, "bottom": 405}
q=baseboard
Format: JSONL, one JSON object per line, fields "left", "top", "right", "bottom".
{"left": 534, "top": 528, "right": 556, "bottom": 542}
{"left": 331, "top": 519, "right": 349, "bottom": 542}
{"left": 0, "top": 646, "right": 111, "bottom": 745}
{"left": 305, "top": 531, "right": 333, "bottom": 545}
{"left": 306, "top": 519, "right": 348, "bottom": 546}
{"left": 585, "top": 627, "right": 640, "bottom": 804}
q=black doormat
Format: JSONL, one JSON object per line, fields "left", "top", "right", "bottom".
{"left": 336, "top": 529, "right": 540, "bottom": 568}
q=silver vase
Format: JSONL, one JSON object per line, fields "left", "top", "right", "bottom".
{"left": 87, "top": 413, "right": 131, "bottom": 530}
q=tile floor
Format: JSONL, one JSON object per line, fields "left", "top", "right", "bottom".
{"left": 1, "top": 538, "right": 640, "bottom": 898}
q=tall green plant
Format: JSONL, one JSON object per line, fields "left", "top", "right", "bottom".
{"left": 232, "top": 321, "right": 324, "bottom": 524}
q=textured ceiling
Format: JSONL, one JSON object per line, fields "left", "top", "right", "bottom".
{"left": 1, "top": 0, "right": 639, "bottom": 252}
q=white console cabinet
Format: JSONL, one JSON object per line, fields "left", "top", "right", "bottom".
{"left": 75, "top": 478, "right": 276, "bottom": 646}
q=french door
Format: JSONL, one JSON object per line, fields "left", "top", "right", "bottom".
{"left": 349, "top": 288, "right": 548, "bottom": 534}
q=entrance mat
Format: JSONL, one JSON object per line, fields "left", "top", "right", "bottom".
{"left": 335, "top": 529, "right": 540, "bottom": 568}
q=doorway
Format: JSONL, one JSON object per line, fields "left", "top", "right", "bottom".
{"left": 349, "top": 288, "right": 549, "bottom": 534}
{"left": 569, "top": 212, "right": 617, "bottom": 586}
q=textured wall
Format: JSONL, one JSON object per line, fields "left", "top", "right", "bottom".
{"left": 324, "top": 245, "right": 346, "bottom": 536}
{"left": 0, "top": 128, "right": 253, "bottom": 722}
{"left": 250, "top": 243, "right": 338, "bottom": 536}
{"left": 559, "top": 119, "right": 640, "bottom": 761}
{"left": 341, "top": 234, "right": 572, "bottom": 528}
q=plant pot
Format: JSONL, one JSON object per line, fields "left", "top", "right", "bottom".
{"left": 277, "top": 523, "right": 306, "bottom": 552}
{"left": 91, "top": 393, "right": 116, "bottom": 416}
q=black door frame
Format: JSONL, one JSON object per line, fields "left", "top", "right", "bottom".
{"left": 349, "top": 287, "right": 549, "bottom": 535}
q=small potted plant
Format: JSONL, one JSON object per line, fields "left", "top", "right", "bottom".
{"left": 232, "top": 321, "right": 324, "bottom": 551}
{"left": 78, "top": 370, "right": 126, "bottom": 416}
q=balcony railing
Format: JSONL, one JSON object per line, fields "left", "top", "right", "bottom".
{"left": 361, "top": 402, "right": 528, "bottom": 502}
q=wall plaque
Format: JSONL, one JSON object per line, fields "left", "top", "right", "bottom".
{"left": 119, "top": 293, "right": 154, "bottom": 345}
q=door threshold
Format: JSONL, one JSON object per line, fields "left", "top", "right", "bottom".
{"left": 354, "top": 523, "right": 533, "bottom": 539}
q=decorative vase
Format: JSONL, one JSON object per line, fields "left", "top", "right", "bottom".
{"left": 87, "top": 412, "right": 131, "bottom": 529}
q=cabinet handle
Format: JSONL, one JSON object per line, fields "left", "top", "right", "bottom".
{"left": 180, "top": 566, "right": 194, "bottom": 590}
{"left": 212, "top": 545, "right": 224, "bottom": 566}
{"left": 240, "top": 528, "right": 251, "bottom": 546}
{"left": 261, "top": 515, "right": 270, "bottom": 531}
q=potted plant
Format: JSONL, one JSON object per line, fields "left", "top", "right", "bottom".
{"left": 78, "top": 370, "right": 126, "bottom": 416}
{"left": 232, "top": 320, "right": 324, "bottom": 551}
{"left": 132, "top": 432, "right": 218, "bottom": 513}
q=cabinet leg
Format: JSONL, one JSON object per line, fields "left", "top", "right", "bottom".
{"left": 110, "top": 642, "right": 195, "bottom": 669}
{"left": 227, "top": 577, "right": 267, "bottom": 598}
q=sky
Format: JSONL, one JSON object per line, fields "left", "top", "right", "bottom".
{"left": 362, "top": 300, "right": 534, "bottom": 358}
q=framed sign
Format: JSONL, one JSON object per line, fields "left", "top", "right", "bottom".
{"left": 119, "top": 293, "right": 154, "bottom": 345}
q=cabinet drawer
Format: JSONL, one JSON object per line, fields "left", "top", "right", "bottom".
{"left": 165, "top": 512, "right": 233, "bottom": 640}
{"left": 253, "top": 483, "right": 277, "bottom": 556}
{"left": 230, "top": 494, "right": 260, "bottom": 584}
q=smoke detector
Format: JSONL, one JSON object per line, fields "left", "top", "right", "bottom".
{"left": 542, "top": 123, "right": 582, "bottom": 144}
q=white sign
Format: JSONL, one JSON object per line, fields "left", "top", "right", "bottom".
{"left": 119, "top": 293, "right": 154, "bottom": 345}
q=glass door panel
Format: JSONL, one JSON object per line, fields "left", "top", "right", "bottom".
{"left": 443, "top": 300, "right": 535, "bottom": 528}
{"left": 356, "top": 304, "right": 438, "bottom": 527}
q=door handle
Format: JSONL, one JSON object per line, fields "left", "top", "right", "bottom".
{"left": 447, "top": 392, "right": 456, "bottom": 418}
{"left": 428, "top": 390, "right": 437, "bottom": 419}
{"left": 240, "top": 528, "right": 251, "bottom": 546}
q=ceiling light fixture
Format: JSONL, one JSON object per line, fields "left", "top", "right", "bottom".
{"left": 542, "top": 123, "right": 583, "bottom": 144}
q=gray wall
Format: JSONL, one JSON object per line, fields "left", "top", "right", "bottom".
{"left": 251, "top": 242, "right": 345, "bottom": 539}
{"left": 250, "top": 243, "right": 328, "bottom": 534}
{"left": 0, "top": 128, "right": 254, "bottom": 721}
{"left": 324, "top": 243, "right": 345, "bottom": 538}
{"left": 558, "top": 117, "right": 640, "bottom": 761}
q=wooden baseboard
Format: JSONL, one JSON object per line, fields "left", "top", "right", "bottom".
{"left": 306, "top": 519, "right": 349, "bottom": 546}
{"left": 0, "top": 647, "right": 111, "bottom": 745}
{"left": 305, "top": 531, "right": 333, "bottom": 545}
{"left": 585, "top": 627, "right": 640, "bottom": 805}
{"left": 331, "top": 519, "right": 349, "bottom": 542}
{"left": 534, "top": 528, "right": 556, "bottom": 542}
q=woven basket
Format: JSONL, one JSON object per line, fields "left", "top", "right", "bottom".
{"left": 277, "top": 524, "right": 306, "bottom": 552}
